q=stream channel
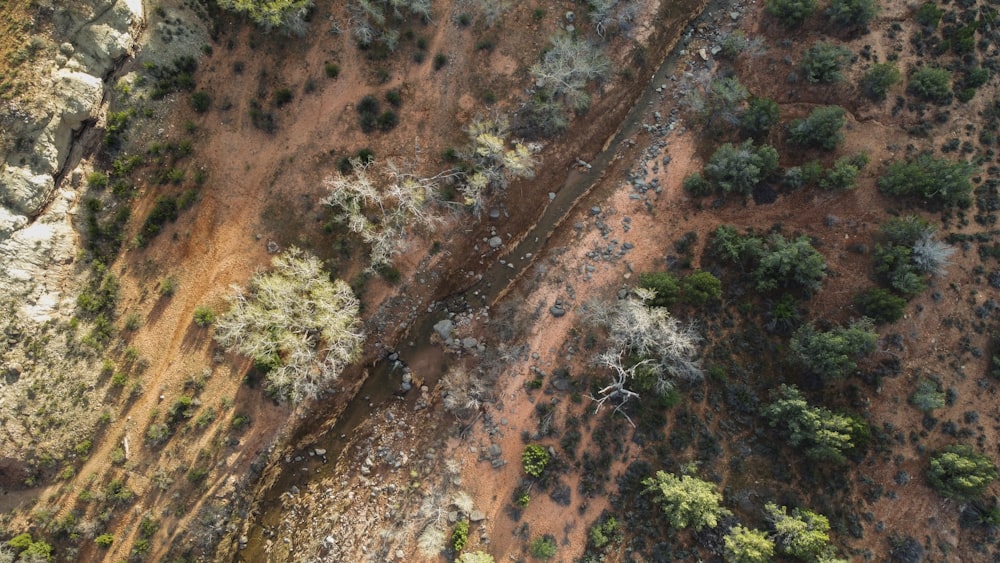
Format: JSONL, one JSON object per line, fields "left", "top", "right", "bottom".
{"left": 237, "top": 0, "right": 725, "bottom": 555}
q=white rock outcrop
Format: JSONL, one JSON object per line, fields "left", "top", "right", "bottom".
{"left": 0, "top": 0, "right": 143, "bottom": 321}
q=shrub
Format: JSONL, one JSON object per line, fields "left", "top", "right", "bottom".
{"left": 724, "top": 525, "right": 774, "bottom": 563}
{"left": 217, "top": 0, "right": 313, "bottom": 35}
{"left": 457, "top": 552, "right": 495, "bottom": 563}
{"left": 142, "top": 195, "right": 179, "bottom": 238}
{"left": 763, "top": 384, "right": 869, "bottom": 462}
{"left": 788, "top": 105, "right": 845, "bottom": 150}
{"left": 377, "top": 110, "right": 398, "bottom": 131}
{"left": 638, "top": 272, "right": 680, "bottom": 308}
{"left": 911, "top": 378, "right": 945, "bottom": 411}
{"left": 740, "top": 96, "right": 780, "bottom": 137}
{"left": 874, "top": 244, "right": 926, "bottom": 295}
{"left": 800, "top": 42, "right": 852, "bottom": 84}
{"left": 324, "top": 62, "right": 340, "bottom": 78}
{"left": 385, "top": 89, "right": 402, "bottom": 107}
{"left": 159, "top": 276, "right": 177, "bottom": 296}
{"left": 193, "top": 306, "right": 215, "bottom": 327}
{"left": 862, "top": 62, "right": 901, "bottom": 101}
{"left": 190, "top": 91, "right": 211, "bottom": 113}
{"left": 754, "top": 234, "right": 827, "bottom": 293}
{"left": 683, "top": 172, "right": 711, "bottom": 196}
{"left": 878, "top": 154, "right": 975, "bottom": 207}
{"left": 765, "top": 503, "right": 835, "bottom": 560}
{"left": 87, "top": 171, "right": 109, "bottom": 189}
{"left": 855, "top": 288, "right": 907, "bottom": 323}
{"left": 826, "top": 0, "right": 878, "bottom": 30}
{"left": 522, "top": 444, "right": 550, "bottom": 477}
{"left": 681, "top": 271, "right": 722, "bottom": 307}
{"left": 433, "top": 53, "right": 448, "bottom": 70}
{"left": 914, "top": 2, "right": 942, "bottom": 28}
{"left": 704, "top": 139, "right": 780, "bottom": 195}
{"left": 927, "top": 445, "right": 999, "bottom": 500}
{"left": 767, "top": 0, "right": 817, "bottom": 26}
{"left": 642, "top": 471, "right": 731, "bottom": 530}
{"left": 820, "top": 154, "right": 868, "bottom": 190}
{"left": 451, "top": 520, "right": 469, "bottom": 551}
{"left": 529, "top": 536, "right": 557, "bottom": 559}
{"left": 95, "top": 534, "right": 114, "bottom": 548}
{"left": 274, "top": 87, "right": 294, "bottom": 107}
{"left": 790, "top": 320, "right": 877, "bottom": 380}
{"left": 908, "top": 67, "right": 952, "bottom": 103}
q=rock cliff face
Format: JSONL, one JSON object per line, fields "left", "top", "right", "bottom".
{"left": 0, "top": 0, "right": 143, "bottom": 321}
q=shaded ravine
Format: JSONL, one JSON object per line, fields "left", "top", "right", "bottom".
{"left": 234, "top": 0, "right": 716, "bottom": 557}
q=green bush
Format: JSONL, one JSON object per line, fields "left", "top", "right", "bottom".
{"left": 642, "top": 471, "right": 731, "bottom": 530}
{"left": 911, "top": 378, "right": 945, "bottom": 411}
{"left": 324, "top": 62, "right": 340, "bottom": 78}
{"left": 724, "top": 525, "right": 775, "bottom": 563}
{"left": 683, "top": 172, "right": 711, "bottom": 196}
{"left": 274, "top": 88, "right": 294, "bottom": 107}
{"left": 740, "top": 96, "right": 780, "bottom": 137}
{"left": 451, "top": 520, "right": 469, "bottom": 551}
{"left": 790, "top": 320, "right": 877, "bottom": 380}
{"left": 87, "top": 171, "right": 109, "bottom": 189}
{"left": 908, "top": 66, "right": 953, "bottom": 103}
{"left": 854, "top": 288, "right": 907, "bottom": 323}
{"left": 190, "top": 91, "right": 211, "bottom": 113}
{"left": 681, "top": 271, "right": 722, "bottom": 307}
{"left": 763, "top": 384, "right": 869, "bottom": 462}
{"left": 522, "top": 444, "right": 550, "bottom": 478}
{"left": 788, "top": 106, "right": 845, "bottom": 150}
{"left": 915, "top": 2, "right": 942, "bottom": 28}
{"left": 877, "top": 154, "right": 975, "bottom": 207}
{"left": 826, "top": 0, "right": 878, "bottom": 29}
{"left": 433, "top": 53, "right": 448, "bottom": 70}
{"left": 95, "top": 534, "right": 114, "bottom": 548}
{"left": 754, "top": 234, "right": 827, "bottom": 293}
{"left": 638, "top": 272, "right": 680, "bottom": 307}
{"left": 217, "top": 0, "right": 313, "bottom": 34}
{"left": 819, "top": 154, "right": 868, "bottom": 190}
{"left": 529, "top": 535, "right": 557, "bottom": 559}
{"left": 766, "top": 0, "right": 817, "bottom": 26}
{"left": 800, "top": 42, "right": 852, "bottom": 84}
{"left": 928, "top": 445, "right": 999, "bottom": 500}
{"left": 861, "top": 62, "right": 900, "bottom": 101}
{"left": 193, "top": 306, "right": 215, "bottom": 327}
{"left": 704, "top": 139, "right": 780, "bottom": 195}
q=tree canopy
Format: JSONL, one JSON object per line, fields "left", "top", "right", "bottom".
{"left": 927, "top": 445, "right": 999, "bottom": 500}
{"left": 724, "top": 526, "right": 775, "bottom": 563}
{"left": 878, "top": 154, "right": 975, "bottom": 208}
{"left": 642, "top": 471, "right": 731, "bottom": 530}
{"left": 763, "top": 384, "right": 869, "bottom": 462}
{"left": 218, "top": 0, "right": 314, "bottom": 35}
{"left": 790, "top": 320, "right": 877, "bottom": 380}
{"left": 703, "top": 139, "right": 780, "bottom": 196}
{"left": 766, "top": 502, "right": 834, "bottom": 560}
{"left": 214, "top": 248, "right": 363, "bottom": 402}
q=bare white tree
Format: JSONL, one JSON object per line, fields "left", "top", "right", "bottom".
{"left": 530, "top": 34, "right": 609, "bottom": 110}
{"left": 213, "top": 248, "right": 364, "bottom": 403}
{"left": 587, "top": 291, "right": 703, "bottom": 417}
{"left": 459, "top": 118, "right": 538, "bottom": 213}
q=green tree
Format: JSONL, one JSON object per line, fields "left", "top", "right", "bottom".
{"left": 753, "top": 234, "right": 828, "bottom": 293}
{"left": 193, "top": 306, "right": 215, "bottom": 327}
{"left": 214, "top": 248, "right": 363, "bottom": 403}
{"left": 819, "top": 154, "right": 868, "bottom": 190}
{"left": 704, "top": 139, "right": 780, "bottom": 195}
{"left": 765, "top": 503, "right": 832, "bottom": 560}
{"left": 914, "top": 2, "right": 943, "bottom": 28}
{"left": 724, "top": 525, "right": 775, "bottom": 563}
{"left": 767, "top": 0, "right": 817, "bottom": 26}
{"left": 451, "top": 520, "right": 470, "bottom": 551}
{"left": 763, "top": 385, "right": 869, "bottom": 462}
{"left": 790, "top": 320, "right": 877, "bottom": 380}
{"left": 826, "top": 0, "right": 878, "bottom": 29}
{"left": 927, "top": 445, "right": 999, "bottom": 500}
{"left": 861, "top": 62, "right": 900, "bottom": 101}
{"left": 788, "top": 106, "right": 846, "bottom": 150}
{"left": 800, "top": 42, "right": 853, "bottom": 84}
{"left": 741, "top": 97, "right": 781, "bottom": 137}
{"left": 638, "top": 272, "right": 680, "bottom": 308}
{"left": 681, "top": 271, "right": 722, "bottom": 307}
{"left": 529, "top": 535, "right": 557, "bottom": 559}
{"left": 854, "top": 288, "right": 907, "bottom": 323}
{"left": 873, "top": 244, "right": 926, "bottom": 296}
{"left": 908, "top": 66, "right": 953, "bottom": 103}
{"left": 642, "top": 471, "right": 731, "bottom": 530}
{"left": 878, "top": 154, "right": 975, "bottom": 207}
{"left": 217, "top": 0, "right": 313, "bottom": 35}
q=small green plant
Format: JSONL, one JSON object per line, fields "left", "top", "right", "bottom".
{"left": 854, "top": 288, "right": 907, "bottom": 323}
{"left": 766, "top": 0, "right": 816, "bottom": 26}
{"left": 190, "top": 91, "right": 211, "bottom": 113}
{"left": 530, "top": 535, "right": 557, "bottom": 559}
{"left": 324, "top": 62, "right": 340, "bottom": 78}
{"left": 522, "top": 444, "right": 550, "bottom": 478}
{"left": 231, "top": 412, "right": 251, "bottom": 430}
{"left": 908, "top": 66, "right": 953, "bottom": 103}
{"left": 433, "top": 53, "right": 448, "bottom": 70}
{"left": 193, "top": 306, "right": 215, "bottom": 327}
{"left": 451, "top": 520, "right": 470, "bottom": 551}
{"left": 159, "top": 276, "right": 177, "bottom": 296}
{"left": 87, "top": 171, "right": 109, "bottom": 189}
{"left": 516, "top": 492, "right": 531, "bottom": 507}
{"left": 274, "top": 87, "right": 294, "bottom": 107}
{"left": 800, "top": 41, "right": 852, "bottom": 83}
{"left": 95, "top": 533, "right": 114, "bottom": 548}
{"left": 861, "top": 62, "right": 900, "bottom": 101}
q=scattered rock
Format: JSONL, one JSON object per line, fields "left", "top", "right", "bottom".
{"left": 549, "top": 305, "right": 566, "bottom": 317}
{"left": 488, "top": 236, "right": 503, "bottom": 249}
{"left": 433, "top": 319, "right": 454, "bottom": 340}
